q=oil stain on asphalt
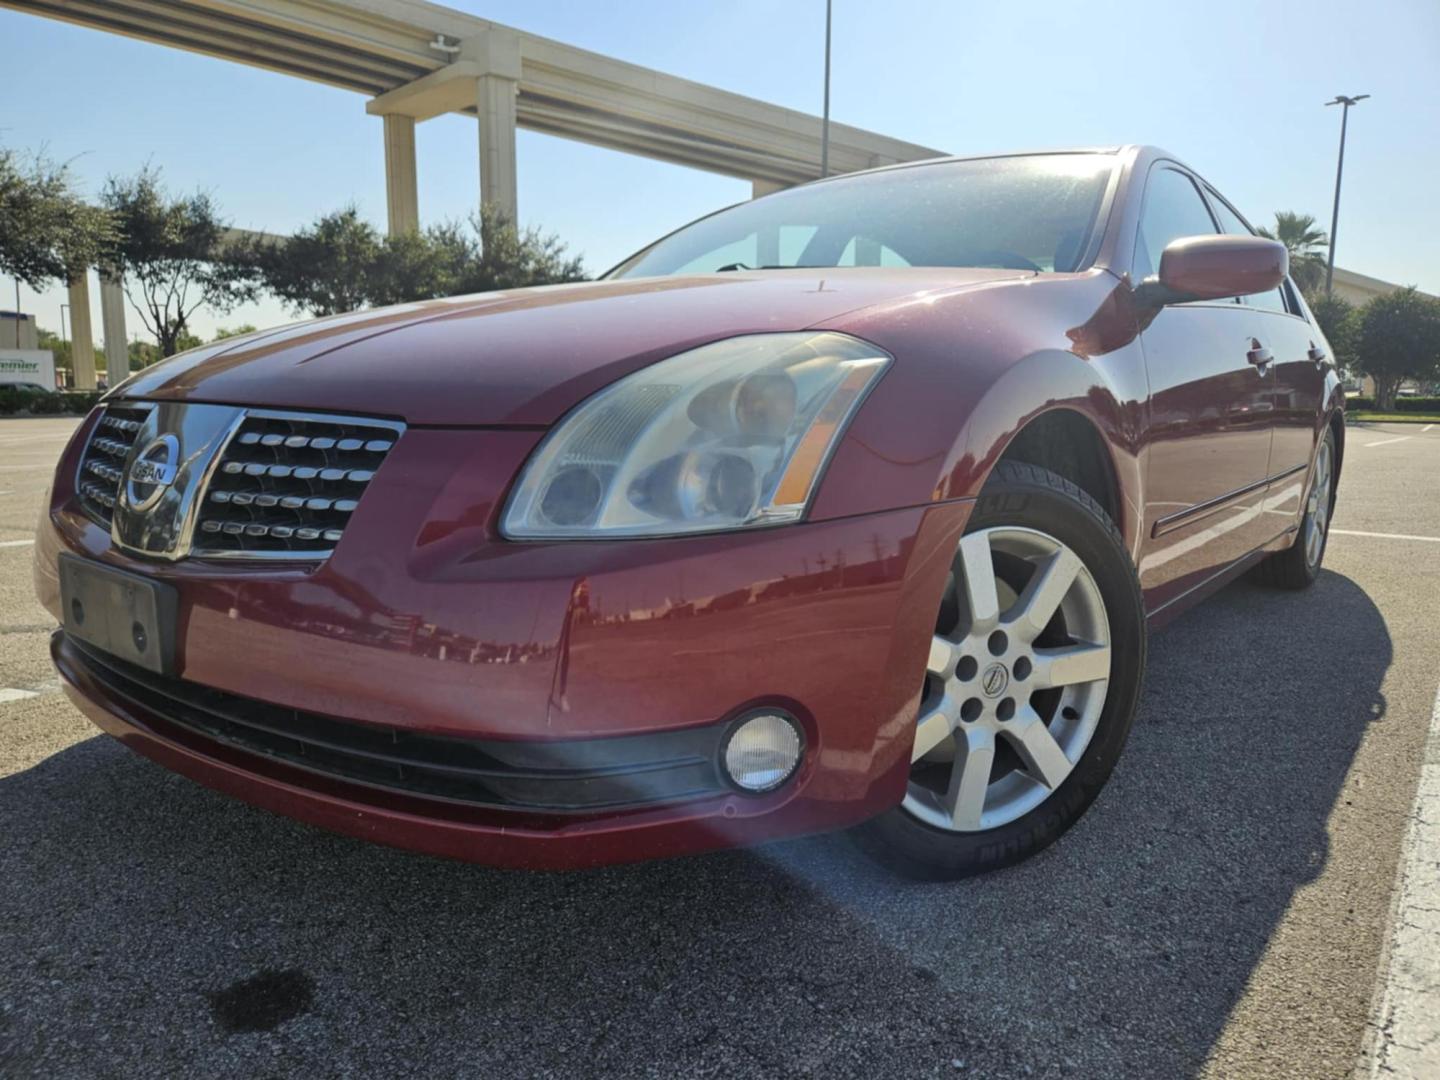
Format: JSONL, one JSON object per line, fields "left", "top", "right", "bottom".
{"left": 207, "top": 969, "right": 315, "bottom": 1034}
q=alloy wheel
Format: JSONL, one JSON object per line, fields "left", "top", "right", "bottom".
{"left": 1304, "top": 439, "right": 1333, "bottom": 569}
{"left": 905, "top": 527, "right": 1112, "bottom": 833}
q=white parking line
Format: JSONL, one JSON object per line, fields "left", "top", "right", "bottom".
{"left": 0, "top": 688, "right": 40, "bottom": 704}
{"left": 1331, "top": 529, "right": 1440, "bottom": 544}
{"left": 0, "top": 539, "right": 35, "bottom": 548}
{"left": 1425, "top": 424, "right": 1436, "bottom": 433}
{"left": 1364, "top": 682, "right": 1440, "bottom": 1076}
{"left": 1361, "top": 436, "right": 1414, "bottom": 448}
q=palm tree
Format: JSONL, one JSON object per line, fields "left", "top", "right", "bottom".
{"left": 1256, "top": 211, "right": 1329, "bottom": 296}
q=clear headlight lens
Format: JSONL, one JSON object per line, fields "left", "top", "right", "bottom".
{"left": 501, "top": 332, "right": 890, "bottom": 539}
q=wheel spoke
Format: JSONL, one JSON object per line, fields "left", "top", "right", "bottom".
{"left": 1031, "top": 642, "right": 1111, "bottom": 689}
{"left": 927, "top": 635, "right": 960, "bottom": 680}
{"left": 912, "top": 693, "right": 960, "bottom": 763}
{"left": 943, "top": 725, "right": 995, "bottom": 829}
{"left": 1008, "top": 546, "right": 1081, "bottom": 642}
{"left": 957, "top": 531, "right": 1000, "bottom": 634}
{"left": 1005, "top": 704, "right": 1072, "bottom": 790}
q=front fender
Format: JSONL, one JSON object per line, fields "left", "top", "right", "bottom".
{"left": 808, "top": 272, "right": 1148, "bottom": 558}
{"left": 941, "top": 349, "right": 1148, "bottom": 555}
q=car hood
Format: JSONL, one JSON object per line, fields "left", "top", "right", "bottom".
{"left": 113, "top": 268, "right": 1030, "bottom": 426}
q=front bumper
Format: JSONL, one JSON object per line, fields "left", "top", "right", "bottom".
{"left": 39, "top": 421, "right": 972, "bottom": 868}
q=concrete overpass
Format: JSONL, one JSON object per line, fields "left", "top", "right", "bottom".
{"left": 2, "top": 0, "right": 943, "bottom": 233}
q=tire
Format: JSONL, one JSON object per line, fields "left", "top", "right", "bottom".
{"left": 852, "top": 461, "right": 1146, "bottom": 880}
{"left": 1252, "top": 426, "right": 1336, "bottom": 590}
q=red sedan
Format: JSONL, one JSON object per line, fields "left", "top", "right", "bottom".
{"left": 36, "top": 146, "right": 1342, "bottom": 878}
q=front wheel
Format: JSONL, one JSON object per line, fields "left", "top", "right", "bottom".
{"left": 852, "top": 462, "right": 1146, "bottom": 880}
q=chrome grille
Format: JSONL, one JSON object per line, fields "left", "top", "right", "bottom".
{"left": 76, "top": 403, "right": 154, "bottom": 527}
{"left": 194, "top": 410, "right": 403, "bottom": 559}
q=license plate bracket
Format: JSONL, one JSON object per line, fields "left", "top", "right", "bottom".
{"left": 58, "top": 554, "right": 178, "bottom": 674}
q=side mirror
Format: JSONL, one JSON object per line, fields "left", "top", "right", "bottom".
{"left": 1137, "top": 235, "right": 1288, "bottom": 306}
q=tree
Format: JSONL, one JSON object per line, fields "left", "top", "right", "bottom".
{"left": 100, "top": 167, "right": 258, "bottom": 356}
{"left": 37, "top": 326, "right": 103, "bottom": 380}
{"left": 250, "top": 207, "right": 380, "bottom": 317}
{"left": 1257, "top": 211, "right": 1329, "bottom": 296}
{"left": 1305, "top": 293, "right": 1359, "bottom": 374}
{"left": 128, "top": 339, "right": 161, "bottom": 371}
{"left": 0, "top": 145, "right": 113, "bottom": 289}
{"left": 1356, "top": 287, "right": 1440, "bottom": 410}
{"left": 456, "top": 204, "right": 586, "bottom": 294}
{"left": 211, "top": 324, "right": 257, "bottom": 341}
{"left": 255, "top": 203, "right": 586, "bottom": 317}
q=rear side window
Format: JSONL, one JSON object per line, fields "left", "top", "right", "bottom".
{"left": 1206, "top": 190, "right": 1291, "bottom": 314}
{"left": 1134, "top": 167, "right": 1218, "bottom": 283}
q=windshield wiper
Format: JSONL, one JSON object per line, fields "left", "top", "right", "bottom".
{"left": 714, "top": 263, "right": 828, "bottom": 272}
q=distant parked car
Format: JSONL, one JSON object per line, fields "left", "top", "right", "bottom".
{"left": 36, "top": 146, "right": 1342, "bottom": 878}
{"left": 3, "top": 382, "right": 52, "bottom": 394}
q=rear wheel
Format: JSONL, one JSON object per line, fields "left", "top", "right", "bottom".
{"left": 853, "top": 462, "right": 1145, "bottom": 880}
{"left": 1253, "top": 426, "right": 1336, "bottom": 590}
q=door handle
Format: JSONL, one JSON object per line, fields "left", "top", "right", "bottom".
{"left": 1247, "top": 340, "right": 1273, "bottom": 370}
{"left": 1308, "top": 342, "right": 1328, "bottom": 367}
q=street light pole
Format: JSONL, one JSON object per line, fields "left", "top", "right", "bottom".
{"left": 1324, "top": 93, "right": 1369, "bottom": 297}
{"left": 820, "top": 0, "right": 832, "bottom": 178}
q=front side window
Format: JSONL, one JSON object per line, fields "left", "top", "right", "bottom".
{"left": 610, "top": 154, "right": 1116, "bottom": 278}
{"left": 1206, "top": 190, "right": 1291, "bottom": 314}
{"left": 1133, "top": 166, "right": 1218, "bottom": 283}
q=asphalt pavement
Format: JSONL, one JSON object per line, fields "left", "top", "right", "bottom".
{"left": 2, "top": 416, "right": 1438, "bottom": 1079}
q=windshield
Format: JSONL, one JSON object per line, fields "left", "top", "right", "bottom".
{"left": 610, "top": 153, "right": 1116, "bottom": 279}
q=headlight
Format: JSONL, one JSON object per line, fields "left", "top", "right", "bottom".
{"left": 501, "top": 332, "right": 890, "bottom": 539}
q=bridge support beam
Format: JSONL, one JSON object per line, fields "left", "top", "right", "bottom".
{"left": 383, "top": 114, "right": 419, "bottom": 235}
{"left": 367, "top": 29, "right": 521, "bottom": 230}
{"left": 99, "top": 271, "right": 129, "bottom": 384}
{"left": 66, "top": 274, "right": 97, "bottom": 390}
{"left": 475, "top": 73, "right": 518, "bottom": 223}
{"left": 465, "top": 30, "right": 520, "bottom": 225}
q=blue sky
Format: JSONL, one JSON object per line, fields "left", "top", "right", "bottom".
{"left": 2, "top": 0, "right": 1437, "bottom": 343}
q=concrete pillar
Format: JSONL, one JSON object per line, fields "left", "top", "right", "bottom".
{"left": 66, "top": 273, "right": 97, "bottom": 390}
{"left": 752, "top": 181, "right": 788, "bottom": 266}
{"left": 464, "top": 28, "right": 522, "bottom": 225}
{"left": 99, "top": 271, "right": 129, "bottom": 385}
{"left": 383, "top": 114, "right": 419, "bottom": 235}
{"left": 476, "top": 74, "right": 518, "bottom": 223}
{"left": 757, "top": 229, "right": 779, "bottom": 268}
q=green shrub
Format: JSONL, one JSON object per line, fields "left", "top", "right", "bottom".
{"left": 27, "top": 391, "right": 71, "bottom": 415}
{"left": 1396, "top": 396, "right": 1440, "bottom": 412}
{"left": 0, "top": 387, "right": 103, "bottom": 416}
{"left": 0, "top": 386, "right": 41, "bottom": 415}
{"left": 1346, "top": 396, "right": 1440, "bottom": 412}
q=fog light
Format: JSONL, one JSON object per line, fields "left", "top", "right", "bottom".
{"left": 722, "top": 711, "right": 803, "bottom": 793}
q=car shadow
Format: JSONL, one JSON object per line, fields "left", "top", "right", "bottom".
{"left": 0, "top": 569, "right": 1389, "bottom": 1078}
